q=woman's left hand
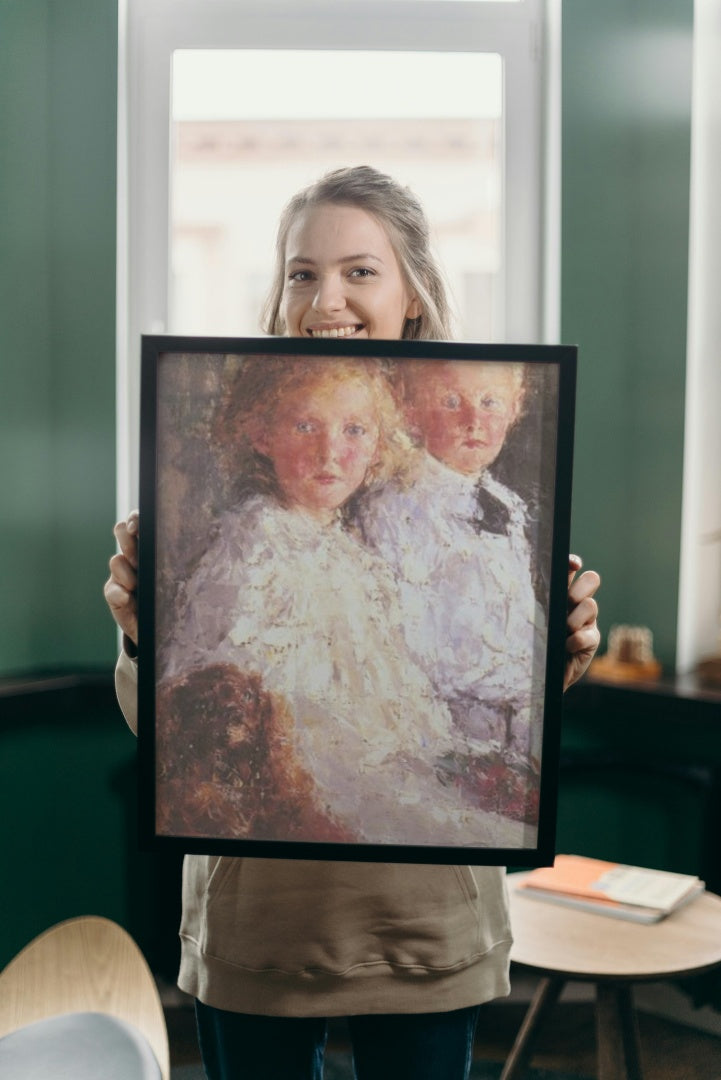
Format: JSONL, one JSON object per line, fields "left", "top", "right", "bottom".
{"left": 564, "top": 555, "right": 601, "bottom": 691}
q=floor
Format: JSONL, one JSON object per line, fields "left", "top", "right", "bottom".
{"left": 165, "top": 979, "right": 721, "bottom": 1079}
{"left": 474, "top": 999, "right": 721, "bottom": 1079}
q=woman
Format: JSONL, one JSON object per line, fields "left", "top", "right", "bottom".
{"left": 105, "top": 166, "right": 600, "bottom": 1080}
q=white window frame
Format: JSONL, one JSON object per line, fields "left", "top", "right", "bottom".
{"left": 676, "top": 0, "right": 721, "bottom": 674}
{"left": 116, "top": 0, "right": 559, "bottom": 512}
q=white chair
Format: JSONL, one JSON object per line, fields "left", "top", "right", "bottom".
{"left": 0, "top": 915, "right": 170, "bottom": 1079}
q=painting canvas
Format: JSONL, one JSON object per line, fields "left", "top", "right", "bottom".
{"left": 137, "top": 336, "right": 576, "bottom": 865}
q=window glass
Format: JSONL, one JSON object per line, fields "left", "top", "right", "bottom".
{"left": 170, "top": 50, "right": 503, "bottom": 340}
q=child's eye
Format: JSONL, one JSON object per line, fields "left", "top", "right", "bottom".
{"left": 345, "top": 423, "right": 366, "bottom": 437}
{"left": 441, "top": 393, "right": 462, "bottom": 410}
{"left": 295, "top": 420, "right": 316, "bottom": 433}
{"left": 480, "top": 395, "right": 504, "bottom": 413}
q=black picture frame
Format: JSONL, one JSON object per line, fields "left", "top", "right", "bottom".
{"left": 138, "top": 335, "right": 576, "bottom": 866}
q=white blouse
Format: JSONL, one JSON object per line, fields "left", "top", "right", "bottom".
{"left": 357, "top": 453, "right": 547, "bottom": 758}
{"left": 161, "top": 495, "right": 530, "bottom": 848}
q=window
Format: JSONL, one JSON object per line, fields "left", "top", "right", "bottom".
{"left": 169, "top": 49, "right": 503, "bottom": 340}
{"left": 117, "top": 0, "right": 557, "bottom": 510}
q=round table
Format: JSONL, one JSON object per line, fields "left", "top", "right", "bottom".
{"left": 502, "top": 872, "right": 721, "bottom": 1080}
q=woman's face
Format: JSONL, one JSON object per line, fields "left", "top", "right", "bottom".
{"left": 254, "top": 375, "right": 380, "bottom": 522}
{"left": 280, "top": 203, "right": 421, "bottom": 340}
{"left": 409, "top": 362, "right": 520, "bottom": 476}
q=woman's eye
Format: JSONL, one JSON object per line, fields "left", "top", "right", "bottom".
{"left": 295, "top": 420, "right": 316, "bottom": 433}
{"left": 480, "top": 396, "right": 503, "bottom": 412}
{"left": 345, "top": 423, "right": 366, "bottom": 437}
{"left": 349, "top": 267, "right": 374, "bottom": 279}
{"left": 288, "top": 270, "right": 313, "bottom": 283}
{"left": 441, "top": 394, "right": 461, "bottom": 410}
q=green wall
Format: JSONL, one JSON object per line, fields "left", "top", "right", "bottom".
{"left": 562, "top": 0, "right": 693, "bottom": 669}
{"left": 0, "top": 683, "right": 183, "bottom": 973}
{"left": 0, "top": 0, "right": 118, "bottom": 675}
{"left": 0, "top": 0, "right": 129, "bottom": 969}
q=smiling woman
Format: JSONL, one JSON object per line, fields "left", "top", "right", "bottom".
{"left": 263, "top": 168, "right": 449, "bottom": 341}
{"left": 280, "top": 204, "right": 421, "bottom": 341}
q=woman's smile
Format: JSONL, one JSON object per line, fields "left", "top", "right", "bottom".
{"left": 307, "top": 324, "right": 364, "bottom": 339}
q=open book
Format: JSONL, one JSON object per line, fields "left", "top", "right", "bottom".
{"left": 515, "top": 854, "right": 705, "bottom": 923}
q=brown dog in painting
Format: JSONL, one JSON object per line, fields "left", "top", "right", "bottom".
{"left": 155, "top": 662, "right": 354, "bottom": 843}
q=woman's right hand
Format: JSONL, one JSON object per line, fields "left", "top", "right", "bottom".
{"left": 104, "top": 510, "right": 139, "bottom": 646}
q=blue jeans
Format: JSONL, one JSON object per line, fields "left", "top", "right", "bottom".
{"left": 195, "top": 1000, "right": 481, "bottom": 1080}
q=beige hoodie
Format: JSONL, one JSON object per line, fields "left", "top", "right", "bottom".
{"left": 116, "top": 651, "right": 512, "bottom": 1016}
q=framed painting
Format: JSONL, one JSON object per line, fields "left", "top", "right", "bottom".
{"left": 137, "top": 336, "right": 576, "bottom": 865}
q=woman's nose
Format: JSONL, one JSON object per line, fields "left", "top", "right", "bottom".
{"left": 312, "top": 274, "right": 345, "bottom": 314}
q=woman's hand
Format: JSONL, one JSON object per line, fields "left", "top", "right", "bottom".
{"left": 564, "top": 554, "right": 601, "bottom": 691}
{"left": 103, "top": 510, "right": 139, "bottom": 647}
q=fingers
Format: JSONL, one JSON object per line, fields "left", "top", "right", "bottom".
{"left": 113, "top": 510, "right": 139, "bottom": 568}
{"left": 566, "top": 622, "right": 601, "bottom": 658}
{"left": 568, "top": 567, "right": 601, "bottom": 610}
{"left": 108, "top": 550, "right": 137, "bottom": 591}
{"left": 567, "top": 590, "right": 599, "bottom": 636}
{"left": 563, "top": 618, "right": 601, "bottom": 689}
{"left": 567, "top": 553, "right": 583, "bottom": 587}
{"left": 567, "top": 562, "right": 601, "bottom": 643}
{"left": 104, "top": 511, "right": 140, "bottom": 645}
{"left": 565, "top": 560, "right": 601, "bottom": 689}
{"left": 103, "top": 574, "right": 139, "bottom": 644}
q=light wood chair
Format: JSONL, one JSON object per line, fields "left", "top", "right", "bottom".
{"left": 0, "top": 915, "right": 170, "bottom": 1079}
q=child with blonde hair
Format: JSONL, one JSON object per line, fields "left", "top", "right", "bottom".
{"left": 358, "top": 360, "right": 547, "bottom": 782}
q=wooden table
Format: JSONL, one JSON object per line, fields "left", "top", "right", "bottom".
{"left": 502, "top": 873, "right": 721, "bottom": 1080}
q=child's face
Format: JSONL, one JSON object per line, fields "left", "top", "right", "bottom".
{"left": 255, "top": 375, "right": 380, "bottom": 521}
{"left": 409, "top": 362, "right": 520, "bottom": 476}
{"left": 281, "top": 203, "right": 421, "bottom": 340}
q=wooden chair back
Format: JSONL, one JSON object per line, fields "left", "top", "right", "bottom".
{"left": 0, "top": 915, "right": 169, "bottom": 1080}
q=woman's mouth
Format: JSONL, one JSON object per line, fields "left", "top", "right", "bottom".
{"left": 307, "top": 324, "right": 364, "bottom": 339}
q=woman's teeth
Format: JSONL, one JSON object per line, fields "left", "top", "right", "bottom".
{"left": 310, "top": 326, "right": 359, "bottom": 338}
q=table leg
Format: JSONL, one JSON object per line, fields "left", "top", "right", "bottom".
{"left": 596, "top": 982, "right": 643, "bottom": 1080}
{"left": 499, "top": 976, "right": 565, "bottom": 1080}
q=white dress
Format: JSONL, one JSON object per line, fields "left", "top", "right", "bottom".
{"left": 357, "top": 453, "right": 547, "bottom": 763}
{"left": 161, "top": 494, "right": 527, "bottom": 847}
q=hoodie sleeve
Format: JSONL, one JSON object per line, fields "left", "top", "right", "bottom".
{"left": 115, "top": 647, "right": 139, "bottom": 736}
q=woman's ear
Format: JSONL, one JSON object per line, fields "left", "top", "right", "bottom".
{"left": 406, "top": 296, "right": 423, "bottom": 320}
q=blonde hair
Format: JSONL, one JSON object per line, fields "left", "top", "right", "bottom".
{"left": 214, "top": 355, "right": 415, "bottom": 507}
{"left": 262, "top": 166, "right": 454, "bottom": 341}
{"left": 400, "top": 359, "right": 527, "bottom": 423}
